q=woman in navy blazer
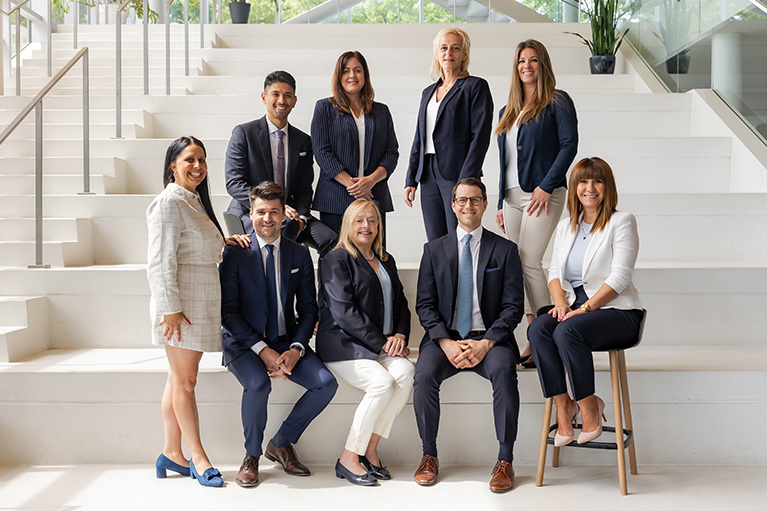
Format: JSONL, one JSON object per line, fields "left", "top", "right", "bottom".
{"left": 316, "top": 199, "right": 415, "bottom": 486}
{"left": 495, "top": 40, "right": 578, "bottom": 366}
{"left": 311, "top": 51, "right": 399, "bottom": 240}
{"left": 528, "top": 157, "right": 643, "bottom": 447}
{"left": 404, "top": 27, "right": 493, "bottom": 241}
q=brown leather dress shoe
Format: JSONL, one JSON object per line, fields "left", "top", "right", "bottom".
{"left": 414, "top": 455, "right": 439, "bottom": 486}
{"left": 489, "top": 460, "right": 514, "bottom": 493}
{"left": 236, "top": 455, "right": 259, "bottom": 487}
{"left": 265, "top": 441, "right": 311, "bottom": 476}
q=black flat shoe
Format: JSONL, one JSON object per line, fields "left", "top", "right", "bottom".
{"left": 359, "top": 455, "right": 391, "bottom": 480}
{"left": 335, "top": 459, "right": 378, "bottom": 486}
{"left": 520, "top": 355, "right": 536, "bottom": 369}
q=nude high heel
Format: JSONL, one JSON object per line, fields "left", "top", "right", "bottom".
{"left": 554, "top": 401, "right": 580, "bottom": 447}
{"left": 577, "top": 396, "right": 606, "bottom": 444}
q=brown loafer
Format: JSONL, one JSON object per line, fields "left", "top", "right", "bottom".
{"left": 414, "top": 455, "right": 439, "bottom": 486}
{"left": 265, "top": 441, "right": 311, "bottom": 476}
{"left": 236, "top": 455, "right": 259, "bottom": 487}
{"left": 489, "top": 460, "right": 514, "bottom": 493}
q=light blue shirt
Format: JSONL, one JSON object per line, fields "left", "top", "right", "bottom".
{"left": 375, "top": 262, "right": 394, "bottom": 336}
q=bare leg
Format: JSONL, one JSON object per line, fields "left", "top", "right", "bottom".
{"left": 164, "top": 345, "right": 213, "bottom": 472}
{"left": 579, "top": 394, "right": 600, "bottom": 434}
{"left": 364, "top": 434, "right": 383, "bottom": 466}
{"left": 553, "top": 393, "right": 577, "bottom": 437}
{"left": 161, "top": 372, "right": 188, "bottom": 466}
{"left": 339, "top": 448, "right": 367, "bottom": 476}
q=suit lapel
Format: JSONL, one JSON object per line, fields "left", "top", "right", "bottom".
{"left": 256, "top": 117, "right": 274, "bottom": 181}
{"left": 420, "top": 82, "right": 439, "bottom": 140}
{"left": 443, "top": 234, "right": 459, "bottom": 307}
{"left": 583, "top": 224, "right": 608, "bottom": 277}
{"left": 559, "top": 223, "right": 578, "bottom": 275}
{"left": 436, "top": 77, "right": 464, "bottom": 124}
{"left": 286, "top": 124, "right": 300, "bottom": 194}
{"left": 477, "top": 230, "right": 494, "bottom": 302}
{"left": 246, "top": 240, "right": 267, "bottom": 299}
{"left": 363, "top": 111, "right": 374, "bottom": 172}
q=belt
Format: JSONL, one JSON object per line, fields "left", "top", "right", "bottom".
{"left": 450, "top": 330, "right": 487, "bottom": 339}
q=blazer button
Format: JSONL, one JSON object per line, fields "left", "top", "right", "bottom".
{"left": 517, "top": 145, "right": 523, "bottom": 150}
{"left": 434, "top": 139, "right": 440, "bottom": 144}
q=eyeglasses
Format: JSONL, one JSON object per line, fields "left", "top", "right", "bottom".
{"left": 453, "top": 196, "right": 484, "bottom": 206}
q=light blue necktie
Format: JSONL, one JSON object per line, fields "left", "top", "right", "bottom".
{"left": 456, "top": 233, "right": 473, "bottom": 338}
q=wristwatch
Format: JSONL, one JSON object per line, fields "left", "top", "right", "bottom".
{"left": 290, "top": 344, "right": 305, "bottom": 358}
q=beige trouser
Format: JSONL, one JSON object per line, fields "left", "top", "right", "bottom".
{"left": 502, "top": 186, "right": 567, "bottom": 317}
{"left": 326, "top": 353, "right": 415, "bottom": 455}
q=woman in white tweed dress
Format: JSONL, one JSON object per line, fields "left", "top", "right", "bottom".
{"left": 147, "top": 136, "right": 247, "bottom": 487}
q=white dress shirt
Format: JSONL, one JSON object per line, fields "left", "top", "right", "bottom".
{"left": 251, "top": 234, "right": 286, "bottom": 355}
{"left": 424, "top": 90, "right": 439, "bottom": 155}
{"left": 452, "top": 225, "right": 486, "bottom": 333}
{"left": 352, "top": 110, "right": 365, "bottom": 176}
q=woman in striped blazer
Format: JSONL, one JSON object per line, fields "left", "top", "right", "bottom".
{"left": 311, "top": 51, "right": 399, "bottom": 241}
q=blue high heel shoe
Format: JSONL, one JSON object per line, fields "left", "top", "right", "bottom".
{"left": 155, "top": 454, "right": 190, "bottom": 478}
{"left": 189, "top": 459, "right": 224, "bottom": 487}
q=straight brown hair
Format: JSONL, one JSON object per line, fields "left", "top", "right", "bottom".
{"left": 566, "top": 157, "right": 619, "bottom": 233}
{"left": 330, "top": 51, "right": 375, "bottom": 116}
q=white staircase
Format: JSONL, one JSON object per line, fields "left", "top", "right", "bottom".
{"left": 1, "top": 22, "right": 766, "bottom": 468}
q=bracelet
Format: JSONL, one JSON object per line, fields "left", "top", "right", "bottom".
{"left": 579, "top": 303, "right": 591, "bottom": 313}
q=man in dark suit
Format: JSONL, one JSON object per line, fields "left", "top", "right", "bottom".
{"left": 220, "top": 181, "right": 338, "bottom": 487}
{"left": 225, "top": 70, "right": 337, "bottom": 257}
{"left": 412, "top": 177, "right": 524, "bottom": 493}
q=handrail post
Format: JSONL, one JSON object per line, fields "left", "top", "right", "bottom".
{"left": 47, "top": 0, "right": 52, "bottom": 76}
{"left": 165, "top": 0, "right": 170, "bottom": 95}
{"left": 184, "top": 0, "right": 188, "bottom": 76}
{"left": 200, "top": 0, "right": 204, "bottom": 49}
{"left": 80, "top": 49, "right": 92, "bottom": 195}
{"left": 73, "top": 0, "right": 77, "bottom": 48}
{"left": 15, "top": 8, "right": 20, "bottom": 95}
{"left": 143, "top": 0, "right": 148, "bottom": 94}
{"left": 115, "top": 3, "right": 122, "bottom": 138}
{"left": 29, "top": 102, "right": 49, "bottom": 269}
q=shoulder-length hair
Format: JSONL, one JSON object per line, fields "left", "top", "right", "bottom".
{"left": 330, "top": 51, "right": 375, "bottom": 116}
{"left": 334, "top": 199, "right": 388, "bottom": 262}
{"left": 162, "top": 136, "right": 224, "bottom": 236}
{"left": 495, "top": 39, "right": 558, "bottom": 136}
{"left": 566, "top": 157, "right": 619, "bottom": 233}
{"left": 430, "top": 27, "right": 471, "bottom": 82}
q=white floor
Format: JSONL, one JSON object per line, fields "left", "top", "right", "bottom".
{"left": 1, "top": 463, "right": 765, "bottom": 511}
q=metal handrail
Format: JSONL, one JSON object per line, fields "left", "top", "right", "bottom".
{"left": 1, "top": 0, "right": 43, "bottom": 95}
{"left": 115, "top": 0, "right": 132, "bottom": 138}
{"left": 0, "top": 47, "right": 91, "bottom": 268}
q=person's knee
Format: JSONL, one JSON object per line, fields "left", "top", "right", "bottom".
{"left": 396, "top": 362, "right": 416, "bottom": 388}
{"left": 316, "top": 369, "right": 339, "bottom": 396}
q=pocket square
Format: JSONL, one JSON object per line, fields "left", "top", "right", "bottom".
{"left": 291, "top": 268, "right": 300, "bottom": 274}
{"left": 299, "top": 151, "right": 307, "bottom": 157}
{"left": 485, "top": 267, "right": 501, "bottom": 273}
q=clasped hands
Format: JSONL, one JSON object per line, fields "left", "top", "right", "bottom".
{"left": 382, "top": 334, "right": 410, "bottom": 358}
{"left": 548, "top": 303, "right": 587, "bottom": 322}
{"left": 259, "top": 346, "right": 301, "bottom": 380}
{"left": 438, "top": 337, "right": 495, "bottom": 369}
{"left": 347, "top": 175, "right": 375, "bottom": 200}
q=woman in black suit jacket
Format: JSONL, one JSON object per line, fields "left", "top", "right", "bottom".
{"left": 316, "top": 199, "right": 415, "bottom": 486}
{"left": 494, "top": 39, "right": 578, "bottom": 366}
{"left": 404, "top": 27, "right": 494, "bottom": 241}
{"left": 311, "top": 51, "right": 399, "bottom": 240}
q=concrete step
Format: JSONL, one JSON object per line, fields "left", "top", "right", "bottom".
{"left": 0, "top": 346, "right": 764, "bottom": 465}
{"left": 0, "top": 218, "right": 83, "bottom": 242}
{"left": 0, "top": 296, "right": 48, "bottom": 362}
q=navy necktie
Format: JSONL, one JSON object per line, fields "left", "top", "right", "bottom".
{"left": 265, "top": 244, "right": 278, "bottom": 341}
{"left": 456, "top": 233, "right": 473, "bottom": 338}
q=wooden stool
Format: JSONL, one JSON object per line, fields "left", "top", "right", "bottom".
{"left": 535, "top": 310, "right": 646, "bottom": 495}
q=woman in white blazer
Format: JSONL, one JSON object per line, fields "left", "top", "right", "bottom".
{"left": 528, "top": 157, "right": 643, "bottom": 446}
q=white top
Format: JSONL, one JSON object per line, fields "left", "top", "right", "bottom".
{"left": 250, "top": 234, "right": 286, "bottom": 355}
{"left": 353, "top": 110, "right": 365, "bottom": 176}
{"left": 424, "top": 90, "right": 439, "bottom": 155}
{"left": 563, "top": 220, "right": 594, "bottom": 288}
{"left": 503, "top": 114, "right": 522, "bottom": 190}
{"left": 266, "top": 117, "right": 290, "bottom": 183}
{"left": 452, "top": 225, "right": 486, "bottom": 333}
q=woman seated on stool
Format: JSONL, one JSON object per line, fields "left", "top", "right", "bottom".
{"left": 528, "top": 157, "right": 643, "bottom": 446}
{"left": 316, "top": 199, "right": 415, "bottom": 486}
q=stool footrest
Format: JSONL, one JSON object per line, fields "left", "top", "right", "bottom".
{"left": 547, "top": 423, "right": 634, "bottom": 450}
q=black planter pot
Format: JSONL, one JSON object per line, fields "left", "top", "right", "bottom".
{"left": 229, "top": 2, "right": 250, "bottom": 24}
{"left": 589, "top": 55, "right": 616, "bottom": 75}
{"left": 665, "top": 54, "right": 690, "bottom": 75}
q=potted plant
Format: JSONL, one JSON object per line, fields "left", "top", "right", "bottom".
{"left": 567, "top": 0, "right": 629, "bottom": 74}
{"left": 229, "top": 0, "right": 250, "bottom": 23}
{"left": 654, "top": 0, "right": 691, "bottom": 74}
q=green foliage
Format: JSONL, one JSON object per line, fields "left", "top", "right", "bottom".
{"left": 520, "top": 0, "right": 562, "bottom": 22}
{"left": 52, "top": 0, "right": 158, "bottom": 23}
{"left": 653, "top": 0, "right": 690, "bottom": 55}
{"left": 566, "top": 0, "right": 629, "bottom": 56}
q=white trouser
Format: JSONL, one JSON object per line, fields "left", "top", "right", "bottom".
{"left": 502, "top": 186, "right": 567, "bottom": 317}
{"left": 326, "top": 353, "right": 415, "bottom": 455}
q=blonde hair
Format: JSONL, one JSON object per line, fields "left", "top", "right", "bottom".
{"left": 335, "top": 199, "right": 388, "bottom": 261}
{"left": 495, "top": 39, "right": 560, "bottom": 136}
{"left": 566, "top": 157, "right": 619, "bottom": 233}
{"left": 430, "top": 27, "right": 471, "bottom": 82}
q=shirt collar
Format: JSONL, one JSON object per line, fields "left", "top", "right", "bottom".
{"left": 456, "top": 225, "right": 483, "bottom": 244}
{"left": 255, "top": 233, "right": 282, "bottom": 252}
{"left": 266, "top": 117, "right": 289, "bottom": 137}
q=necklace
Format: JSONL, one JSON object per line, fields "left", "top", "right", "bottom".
{"left": 579, "top": 221, "right": 593, "bottom": 240}
{"left": 362, "top": 252, "right": 375, "bottom": 261}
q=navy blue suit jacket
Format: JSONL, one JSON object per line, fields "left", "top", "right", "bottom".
{"left": 415, "top": 228, "right": 524, "bottom": 360}
{"left": 220, "top": 236, "right": 318, "bottom": 366}
{"left": 496, "top": 90, "right": 578, "bottom": 208}
{"left": 315, "top": 248, "right": 410, "bottom": 363}
{"left": 225, "top": 116, "right": 315, "bottom": 232}
{"left": 311, "top": 98, "right": 399, "bottom": 214}
{"left": 406, "top": 75, "right": 493, "bottom": 187}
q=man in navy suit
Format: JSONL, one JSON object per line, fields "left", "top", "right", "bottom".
{"left": 225, "top": 70, "right": 337, "bottom": 257}
{"left": 412, "top": 177, "right": 524, "bottom": 493}
{"left": 220, "top": 181, "right": 338, "bottom": 487}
